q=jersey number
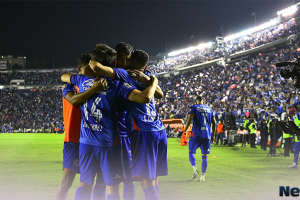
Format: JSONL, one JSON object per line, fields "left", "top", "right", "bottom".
{"left": 83, "top": 97, "right": 103, "bottom": 122}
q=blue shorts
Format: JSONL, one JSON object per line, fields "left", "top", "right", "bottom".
{"left": 189, "top": 138, "right": 211, "bottom": 155}
{"left": 120, "top": 136, "right": 133, "bottom": 182}
{"left": 131, "top": 129, "right": 168, "bottom": 180}
{"left": 79, "top": 143, "right": 125, "bottom": 186}
{"left": 63, "top": 142, "right": 80, "bottom": 174}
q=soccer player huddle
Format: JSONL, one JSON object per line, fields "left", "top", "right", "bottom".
{"left": 58, "top": 43, "right": 168, "bottom": 200}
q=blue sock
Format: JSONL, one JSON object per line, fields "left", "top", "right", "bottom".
{"left": 93, "top": 182, "right": 106, "bottom": 200}
{"left": 202, "top": 156, "right": 208, "bottom": 174}
{"left": 143, "top": 186, "right": 160, "bottom": 200}
{"left": 189, "top": 152, "right": 196, "bottom": 166}
{"left": 156, "top": 185, "right": 159, "bottom": 194}
{"left": 123, "top": 182, "right": 136, "bottom": 200}
{"left": 74, "top": 187, "right": 89, "bottom": 200}
{"left": 107, "top": 194, "right": 120, "bottom": 200}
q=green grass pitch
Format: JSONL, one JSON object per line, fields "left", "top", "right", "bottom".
{"left": 0, "top": 133, "right": 298, "bottom": 200}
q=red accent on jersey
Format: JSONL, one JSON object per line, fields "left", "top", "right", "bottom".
{"left": 63, "top": 86, "right": 81, "bottom": 143}
{"left": 132, "top": 118, "right": 141, "bottom": 131}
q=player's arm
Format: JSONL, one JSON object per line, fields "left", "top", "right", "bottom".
{"left": 65, "top": 77, "right": 107, "bottom": 106}
{"left": 127, "top": 69, "right": 164, "bottom": 99}
{"left": 89, "top": 60, "right": 114, "bottom": 78}
{"left": 127, "top": 76, "right": 158, "bottom": 103}
{"left": 211, "top": 116, "right": 216, "bottom": 142}
{"left": 61, "top": 73, "right": 75, "bottom": 84}
{"left": 184, "top": 114, "right": 194, "bottom": 132}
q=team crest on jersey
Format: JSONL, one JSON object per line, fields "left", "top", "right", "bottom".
{"left": 124, "top": 83, "right": 132, "bottom": 89}
{"left": 82, "top": 79, "right": 94, "bottom": 90}
{"left": 73, "top": 158, "right": 79, "bottom": 167}
{"left": 62, "top": 84, "right": 67, "bottom": 91}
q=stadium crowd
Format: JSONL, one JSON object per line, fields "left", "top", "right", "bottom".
{"left": 149, "top": 19, "right": 300, "bottom": 74}
{"left": 0, "top": 87, "right": 63, "bottom": 132}
{"left": 1, "top": 19, "right": 300, "bottom": 131}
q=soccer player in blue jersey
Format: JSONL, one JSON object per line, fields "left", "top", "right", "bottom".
{"left": 8, "top": 124, "right": 12, "bottom": 134}
{"left": 57, "top": 53, "right": 109, "bottom": 200}
{"left": 184, "top": 96, "right": 216, "bottom": 182}
{"left": 2, "top": 124, "right": 6, "bottom": 134}
{"left": 89, "top": 50, "right": 167, "bottom": 200}
{"left": 61, "top": 44, "right": 159, "bottom": 200}
{"left": 114, "top": 42, "right": 136, "bottom": 200}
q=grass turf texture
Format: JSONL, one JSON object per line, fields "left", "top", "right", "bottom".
{"left": 0, "top": 134, "right": 298, "bottom": 200}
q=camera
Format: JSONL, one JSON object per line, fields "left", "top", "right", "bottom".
{"left": 276, "top": 58, "right": 300, "bottom": 89}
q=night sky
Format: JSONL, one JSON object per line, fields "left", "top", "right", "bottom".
{"left": 0, "top": 1, "right": 296, "bottom": 68}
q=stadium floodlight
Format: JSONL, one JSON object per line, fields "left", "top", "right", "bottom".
{"left": 277, "top": 5, "right": 298, "bottom": 16}
{"left": 224, "top": 20, "right": 277, "bottom": 42}
{"left": 168, "top": 42, "right": 212, "bottom": 57}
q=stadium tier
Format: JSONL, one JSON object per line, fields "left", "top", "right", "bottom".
{"left": 1, "top": 18, "right": 300, "bottom": 131}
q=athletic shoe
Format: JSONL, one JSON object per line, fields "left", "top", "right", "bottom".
{"left": 200, "top": 174, "right": 205, "bottom": 182}
{"left": 192, "top": 169, "right": 199, "bottom": 179}
{"left": 289, "top": 163, "right": 298, "bottom": 168}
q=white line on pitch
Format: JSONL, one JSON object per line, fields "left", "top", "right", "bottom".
{"left": 168, "top": 158, "right": 280, "bottom": 186}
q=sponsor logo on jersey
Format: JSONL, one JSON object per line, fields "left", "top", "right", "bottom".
{"left": 124, "top": 83, "right": 132, "bottom": 89}
{"left": 113, "top": 174, "right": 122, "bottom": 179}
{"left": 73, "top": 158, "right": 79, "bottom": 167}
{"left": 82, "top": 79, "right": 94, "bottom": 90}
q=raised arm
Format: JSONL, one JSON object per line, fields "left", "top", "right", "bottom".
{"left": 128, "top": 76, "right": 158, "bottom": 104}
{"left": 61, "top": 73, "right": 74, "bottom": 84}
{"left": 64, "top": 77, "right": 107, "bottom": 106}
{"left": 89, "top": 60, "right": 114, "bottom": 79}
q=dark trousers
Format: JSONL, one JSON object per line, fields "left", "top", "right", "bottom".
{"left": 260, "top": 131, "right": 268, "bottom": 150}
{"left": 250, "top": 133, "right": 256, "bottom": 148}
{"left": 284, "top": 138, "right": 293, "bottom": 157}
{"left": 216, "top": 132, "right": 224, "bottom": 145}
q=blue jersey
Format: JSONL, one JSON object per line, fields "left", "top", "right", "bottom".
{"left": 113, "top": 68, "right": 165, "bottom": 132}
{"left": 3, "top": 125, "right": 5, "bottom": 130}
{"left": 62, "top": 83, "right": 76, "bottom": 98}
{"left": 70, "top": 74, "right": 134, "bottom": 147}
{"left": 117, "top": 103, "right": 128, "bottom": 137}
{"left": 8, "top": 125, "right": 11, "bottom": 130}
{"left": 189, "top": 104, "right": 214, "bottom": 139}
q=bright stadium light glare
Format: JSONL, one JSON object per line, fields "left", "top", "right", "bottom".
{"left": 168, "top": 42, "right": 212, "bottom": 57}
{"left": 224, "top": 20, "right": 277, "bottom": 42}
{"left": 277, "top": 5, "right": 298, "bottom": 16}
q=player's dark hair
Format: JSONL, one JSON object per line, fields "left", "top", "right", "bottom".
{"left": 78, "top": 53, "right": 91, "bottom": 67}
{"left": 115, "top": 42, "right": 133, "bottom": 55}
{"left": 196, "top": 96, "right": 203, "bottom": 102}
{"left": 91, "top": 44, "right": 117, "bottom": 67}
{"left": 131, "top": 50, "right": 149, "bottom": 69}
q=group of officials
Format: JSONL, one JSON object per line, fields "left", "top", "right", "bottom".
{"left": 56, "top": 42, "right": 217, "bottom": 200}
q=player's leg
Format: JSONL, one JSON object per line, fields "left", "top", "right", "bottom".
{"left": 141, "top": 178, "right": 159, "bottom": 200}
{"left": 100, "top": 145, "right": 125, "bottom": 200}
{"left": 188, "top": 137, "right": 199, "bottom": 179}
{"left": 290, "top": 142, "right": 300, "bottom": 168}
{"left": 74, "top": 143, "right": 98, "bottom": 200}
{"left": 200, "top": 139, "right": 211, "bottom": 182}
{"left": 121, "top": 137, "right": 136, "bottom": 200}
{"left": 155, "top": 129, "right": 168, "bottom": 195}
{"left": 131, "top": 130, "right": 160, "bottom": 200}
{"left": 56, "top": 169, "right": 76, "bottom": 200}
{"left": 57, "top": 142, "right": 80, "bottom": 200}
{"left": 93, "top": 172, "right": 106, "bottom": 200}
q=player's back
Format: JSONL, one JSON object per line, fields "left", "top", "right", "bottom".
{"left": 62, "top": 83, "right": 81, "bottom": 143}
{"left": 113, "top": 67, "right": 164, "bottom": 132}
{"left": 191, "top": 104, "right": 214, "bottom": 139}
{"left": 70, "top": 74, "right": 134, "bottom": 147}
